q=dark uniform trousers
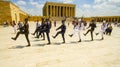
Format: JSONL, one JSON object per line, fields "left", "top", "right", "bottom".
{"left": 85, "top": 29, "right": 94, "bottom": 40}
{"left": 54, "top": 31, "right": 65, "bottom": 43}
{"left": 14, "top": 31, "right": 30, "bottom": 45}
{"left": 13, "top": 18, "right": 31, "bottom": 46}
{"left": 84, "top": 22, "right": 96, "bottom": 41}
{"left": 38, "top": 29, "right": 50, "bottom": 43}
{"left": 53, "top": 23, "right": 66, "bottom": 43}
{"left": 37, "top": 22, "right": 51, "bottom": 44}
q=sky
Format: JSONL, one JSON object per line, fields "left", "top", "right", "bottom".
{"left": 10, "top": 0, "right": 120, "bottom": 17}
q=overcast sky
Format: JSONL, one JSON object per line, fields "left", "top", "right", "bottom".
{"left": 11, "top": 0, "right": 120, "bottom": 17}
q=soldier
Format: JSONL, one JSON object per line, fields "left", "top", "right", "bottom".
{"left": 96, "top": 22, "right": 106, "bottom": 40}
{"left": 11, "top": 18, "right": 31, "bottom": 46}
{"left": 31, "top": 20, "right": 41, "bottom": 37}
{"left": 37, "top": 18, "right": 51, "bottom": 44}
{"left": 105, "top": 24, "right": 113, "bottom": 35}
{"left": 69, "top": 19, "right": 85, "bottom": 42}
{"left": 41, "top": 18, "right": 45, "bottom": 40}
{"left": 52, "top": 20, "right": 66, "bottom": 43}
{"left": 83, "top": 20, "right": 96, "bottom": 41}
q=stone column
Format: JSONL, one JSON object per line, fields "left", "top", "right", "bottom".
{"left": 59, "top": 6, "right": 61, "bottom": 17}
{"left": 67, "top": 7, "right": 69, "bottom": 17}
{"left": 48, "top": 6, "right": 50, "bottom": 17}
{"left": 46, "top": 5, "right": 48, "bottom": 17}
{"left": 53, "top": 6, "right": 55, "bottom": 17}
{"left": 68, "top": 7, "right": 69, "bottom": 17}
{"left": 62, "top": 6, "right": 63, "bottom": 17}
{"left": 73, "top": 7, "right": 75, "bottom": 17}
{"left": 52, "top": 6, "right": 53, "bottom": 17}
{"left": 66, "top": 7, "right": 67, "bottom": 17}
{"left": 55, "top": 6, "right": 57, "bottom": 17}
{"left": 50, "top": 6, "right": 52, "bottom": 17}
{"left": 70, "top": 7, "right": 71, "bottom": 17}
{"left": 56, "top": 6, "right": 58, "bottom": 17}
{"left": 69, "top": 7, "right": 71, "bottom": 17}
{"left": 55, "top": 6, "right": 56, "bottom": 17}
{"left": 64, "top": 7, "right": 66, "bottom": 17}
{"left": 58, "top": 6, "right": 59, "bottom": 17}
{"left": 69, "top": 7, "right": 70, "bottom": 17}
{"left": 53, "top": 6, "right": 56, "bottom": 17}
{"left": 71, "top": 7, "right": 73, "bottom": 17}
{"left": 63, "top": 6, "right": 65, "bottom": 17}
{"left": 74, "top": 7, "right": 75, "bottom": 17}
{"left": 72, "top": 7, "right": 74, "bottom": 17}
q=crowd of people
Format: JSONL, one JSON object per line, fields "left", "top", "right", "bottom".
{"left": 9, "top": 17, "right": 114, "bottom": 47}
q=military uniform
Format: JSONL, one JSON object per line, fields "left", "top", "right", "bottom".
{"left": 52, "top": 20, "right": 66, "bottom": 43}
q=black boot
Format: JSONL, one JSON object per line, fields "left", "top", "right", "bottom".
{"left": 11, "top": 37, "right": 16, "bottom": 40}
{"left": 83, "top": 33, "right": 86, "bottom": 36}
{"left": 91, "top": 39, "right": 93, "bottom": 41}
{"left": 47, "top": 42, "right": 51, "bottom": 45}
{"left": 52, "top": 36, "right": 55, "bottom": 39}
{"left": 78, "top": 39, "right": 81, "bottom": 42}
{"left": 100, "top": 37, "right": 104, "bottom": 40}
{"left": 42, "top": 39, "right": 45, "bottom": 40}
{"left": 26, "top": 44, "right": 31, "bottom": 47}
{"left": 96, "top": 33, "right": 99, "bottom": 35}
{"left": 31, "top": 33, "right": 35, "bottom": 35}
{"left": 69, "top": 34, "right": 73, "bottom": 37}
{"left": 36, "top": 35, "right": 39, "bottom": 38}
{"left": 62, "top": 41, "right": 65, "bottom": 43}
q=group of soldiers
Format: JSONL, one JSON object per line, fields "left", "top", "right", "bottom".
{"left": 11, "top": 18, "right": 113, "bottom": 47}
{"left": 11, "top": 18, "right": 65, "bottom": 46}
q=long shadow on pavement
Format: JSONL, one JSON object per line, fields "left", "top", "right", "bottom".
{"left": 32, "top": 39, "right": 44, "bottom": 42}
{"left": 53, "top": 41, "right": 79, "bottom": 45}
{"left": 82, "top": 40, "right": 92, "bottom": 42}
{"left": 94, "top": 39, "right": 103, "bottom": 41}
{"left": 82, "top": 39, "right": 103, "bottom": 42}
{"left": 9, "top": 45, "right": 25, "bottom": 49}
{"left": 33, "top": 43, "right": 46, "bottom": 47}
{"left": 53, "top": 42, "right": 62, "bottom": 45}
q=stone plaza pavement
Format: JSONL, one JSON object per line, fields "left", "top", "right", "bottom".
{"left": 0, "top": 22, "right": 120, "bottom": 67}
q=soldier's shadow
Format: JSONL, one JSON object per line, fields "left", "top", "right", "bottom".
{"left": 32, "top": 39, "right": 44, "bottom": 42}
{"left": 70, "top": 41, "right": 78, "bottom": 44}
{"left": 33, "top": 43, "right": 46, "bottom": 47}
{"left": 82, "top": 40, "right": 92, "bottom": 42}
{"left": 53, "top": 41, "right": 79, "bottom": 45}
{"left": 82, "top": 39, "right": 103, "bottom": 42}
{"left": 9, "top": 45, "right": 25, "bottom": 49}
{"left": 53, "top": 42, "right": 62, "bottom": 45}
{"left": 94, "top": 39, "right": 103, "bottom": 41}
